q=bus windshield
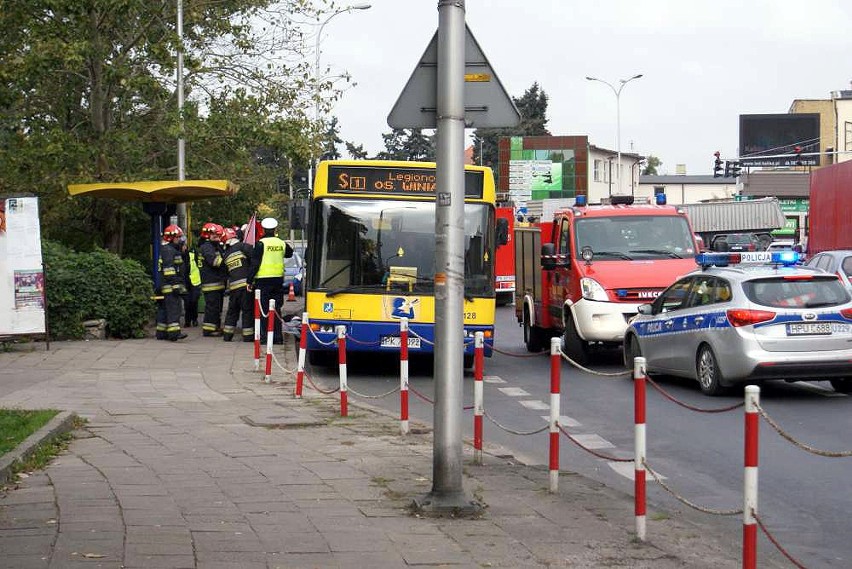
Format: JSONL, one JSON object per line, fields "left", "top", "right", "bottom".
{"left": 574, "top": 215, "right": 695, "bottom": 259}
{"left": 308, "top": 198, "right": 495, "bottom": 296}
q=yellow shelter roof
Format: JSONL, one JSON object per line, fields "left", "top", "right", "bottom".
{"left": 67, "top": 180, "right": 238, "bottom": 203}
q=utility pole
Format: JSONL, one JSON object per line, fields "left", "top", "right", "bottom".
{"left": 176, "top": 0, "right": 187, "bottom": 232}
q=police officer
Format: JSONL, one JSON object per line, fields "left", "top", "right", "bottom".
{"left": 222, "top": 227, "right": 255, "bottom": 342}
{"left": 247, "top": 217, "right": 293, "bottom": 344}
{"left": 183, "top": 239, "right": 201, "bottom": 327}
{"left": 198, "top": 222, "right": 227, "bottom": 336}
{"left": 158, "top": 225, "right": 188, "bottom": 341}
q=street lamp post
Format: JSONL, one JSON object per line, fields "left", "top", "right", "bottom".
{"left": 586, "top": 74, "right": 643, "bottom": 195}
{"left": 309, "top": 3, "right": 371, "bottom": 196}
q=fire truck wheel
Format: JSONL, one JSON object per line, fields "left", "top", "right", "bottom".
{"left": 523, "top": 307, "right": 545, "bottom": 352}
{"left": 562, "top": 317, "right": 589, "bottom": 366}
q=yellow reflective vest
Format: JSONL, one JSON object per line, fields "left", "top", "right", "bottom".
{"left": 187, "top": 250, "right": 201, "bottom": 287}
{"left": 255, "top": 236, "right": 287, "bottom": 279}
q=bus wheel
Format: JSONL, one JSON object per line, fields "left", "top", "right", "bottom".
{"left": 562, "top": 317, "right": 589, "bottom": 366}
{"left": 523, "top": 307, "right": 545, "bottom": 352}
{"left": 308, "top": 349, "right": 335, "bottom": 368}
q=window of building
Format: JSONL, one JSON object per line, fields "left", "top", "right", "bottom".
{"left": 593, "top": 159, "right": 603, "bottom": 182}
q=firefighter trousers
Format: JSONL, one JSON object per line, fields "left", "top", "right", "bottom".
{"left": 223, "top": 288, "right": 253, "bottom": 341}
{"left": 202, "top": 287, "right": 224, "bottom": 335}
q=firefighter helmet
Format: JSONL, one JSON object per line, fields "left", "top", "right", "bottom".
{"left": 163, "top": 224, "right": 183, "bottom": 240}
{"left": 222, "top": 227, "right": 237, "bottom": 243}
{"left": 200, "top": 222, "right": 219, "bottom": 239}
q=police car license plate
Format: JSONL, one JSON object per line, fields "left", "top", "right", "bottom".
{"left": 786, "top": 322, "right": 832, "bottom": 336}
{"left": 380, "top": 335, "right": 421, "bottom": 348}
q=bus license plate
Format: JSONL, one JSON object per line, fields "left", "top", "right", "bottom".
{"left": 380, "top": 335, "right": 421, "bottom": 349}
{"left": 786, "top": 322, "right": 832, "bottom": 336}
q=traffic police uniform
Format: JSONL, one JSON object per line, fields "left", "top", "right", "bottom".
{"left": 247, "top": 218, "right": 293, "bottom": 344}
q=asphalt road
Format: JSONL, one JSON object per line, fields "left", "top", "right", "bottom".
{"left": 309, "top": 304, "right": 852, "bottom": 568}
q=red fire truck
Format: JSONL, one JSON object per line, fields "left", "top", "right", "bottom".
{"left": 514, "top": 195, "right": 698, "bottom": 364}
{"left": 495, "top": 207, "right": 516, "bottom": 306}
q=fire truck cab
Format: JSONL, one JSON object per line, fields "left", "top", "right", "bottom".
{"left": 515, "top": 194, "right": 698, "bottom": 364}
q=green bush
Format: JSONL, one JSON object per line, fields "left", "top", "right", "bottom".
{"left": 42, "top": 241, "right": 155, "bottom": 339}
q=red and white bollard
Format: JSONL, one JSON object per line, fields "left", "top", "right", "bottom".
{"left": 549, "top": 336, "right": 561, "bottom": 493}
{"left": 263, "top": 299, "right": 275, "bottom": 383}
{"left": 473, "top": 331, "right": 485, "bottom": 465}
{"left": 337, "top": 325, "right": 348, "bottom": 417}
{"left": 294, "top": 311, "right": 308, "bottom": 399}
{"left": 634, "top": 356, "right": 647, "bottom": 542}
{"left": 743, "top": 385, "right": 760, "bottom": 569}
{"left": 399, "top": 318, "right": 409, "bottom": 435}
{"left": 253, "top": 289, "right": 261, "bottom": 371}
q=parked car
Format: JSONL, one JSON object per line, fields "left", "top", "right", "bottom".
{"left": 284, "top": 250, "right": 305, "bottom": 296}
{"left": 766, "top": 239, "right": 796, "bottom": 252}
{"left": 624, "top": 251, "right": 852, "bottom": 395}
{"left": 805, "top": 250, "right": 852, "bottom": 292}
{"left": 710, "top": 233, "right": 763, "bottom": 252}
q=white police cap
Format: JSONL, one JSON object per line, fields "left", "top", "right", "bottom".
{"left": 261, "top": 217, "right": 278, "bottom": 230}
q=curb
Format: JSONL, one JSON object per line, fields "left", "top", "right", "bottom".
{"left": 0, "top": 410, "right": 78, "bottom": 486}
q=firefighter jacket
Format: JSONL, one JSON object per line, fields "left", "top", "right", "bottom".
{"left": 224, "top": 242, "right": 253, "bottom": 291}
{"left": 198, "top": 239, "right": 227, "bottom": 292}
{"left": 159, "top": 242, "right": 186, "bottom": 295}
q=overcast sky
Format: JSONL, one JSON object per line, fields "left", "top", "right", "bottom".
{"left": 316, "top": 0, "right": 851, "bottom": 175}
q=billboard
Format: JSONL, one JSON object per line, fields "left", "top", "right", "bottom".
{"left": 506, "top": 137, "right": 576, "bottom": 206}
{"left": 739, "top": 113, "right": 820, "bottom": 167}
{"left": 0, "top": 197, "right": 46, "bottom": 335}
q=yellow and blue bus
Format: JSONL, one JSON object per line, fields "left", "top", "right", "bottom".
{"left": 304, "top": 160, "right": 499, "bottom": 366}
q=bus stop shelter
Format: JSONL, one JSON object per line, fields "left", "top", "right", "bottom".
{"left": 67, "top": 180, "right": 238, "bottom": 289}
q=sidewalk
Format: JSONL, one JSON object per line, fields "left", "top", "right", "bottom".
{"left": 0, "top": 329, "right": 770, "bottom": 568}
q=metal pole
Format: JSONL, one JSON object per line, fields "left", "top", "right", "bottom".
{"left": 176, "top": 0, "right": 187, "bottom": 231}
{"left": 421, "top": 0, "right": 476, "bottom": 513}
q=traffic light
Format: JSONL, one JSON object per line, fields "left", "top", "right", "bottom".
{"left": 729, "top": 161, "right": 742, "bottom": 178}
{"left": 794, "top": 146, "right": 803, "bottom": 167}
{"left": 713, "top": 151, "right": 723, "bottom": 178}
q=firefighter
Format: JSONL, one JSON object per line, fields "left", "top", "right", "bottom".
{"left": 222, "top": 227, "right": 254, "bottom": 342}
{"left": 158, "top": 225, "right": 188, "bottom": 341}
{"left": 198, "top": 222, "right": 227, "bottom": 336}
{"left": 247, "top": 217, "right": 293, "bottom": 344}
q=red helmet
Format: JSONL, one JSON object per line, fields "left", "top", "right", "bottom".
{"left": 222, "top": 227, "right": 237, "bottom": 243}
{"left": 163, "top": 224, "right": 183, "bottom": 240}
{"left": 200, "top": 222, "right": 219, "bottom": 239}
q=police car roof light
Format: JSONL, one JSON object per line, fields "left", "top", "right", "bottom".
{"left": 695, "top": 251, "right": 801, "bottom": 268}
{"left": 575, "top": 195, "right": 587, "bottom": 207}
{"left": 655, "top": 193, "right": 667, "bottom": 205}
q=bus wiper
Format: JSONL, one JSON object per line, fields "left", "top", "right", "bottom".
{"left": 632, "top": 248, "right": 683, "bottom": 258}
{"left": 325, "top": 283, "right": 387, "bottom": 297}
{"left": 593, "top": 251, "right": 634, "bottom": 260}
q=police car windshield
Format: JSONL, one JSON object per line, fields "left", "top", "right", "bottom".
{"left": 574, "top": 215, "right": 694, "bottom": 260}
{"left": 742, "top": 276, "right": 850, "bottom": 309}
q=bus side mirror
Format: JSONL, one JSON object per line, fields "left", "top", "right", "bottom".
{"left": 495, "top": 218, "right": 509, "bottom": 246}
{"left": 541, "top": 243, "right": 556, "bottom": 270}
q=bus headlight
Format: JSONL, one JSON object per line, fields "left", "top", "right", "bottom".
{"left": 580, "top": 278, "right": 609, "bottom": 301}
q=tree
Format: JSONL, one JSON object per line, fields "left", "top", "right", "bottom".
{"left": 641, "top": 155, "right": 662, "bottom": 175}
{"left": 373, "top": 128, "right": 435, "bottom": 161}
{"left": 472, "top": 82, "right": 551, "bottom": 169}
{"left": 345, "top": 142, "right": 369, "bottom": 160}
{"left": 0, "top": 0, "right": 329, "bottom": 256}
{"left": 320, "top": 117, "right": 343, "bottom": 161}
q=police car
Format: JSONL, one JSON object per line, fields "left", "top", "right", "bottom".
{"left": 623, "top": 251, "right": 852, "bottom": 395}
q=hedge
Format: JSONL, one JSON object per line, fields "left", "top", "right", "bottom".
{"left": 42, "top": 241, "right": 155, "bottom": 339}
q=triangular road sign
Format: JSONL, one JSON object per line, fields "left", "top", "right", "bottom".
{"left": 388, "top": 24, "right": 520, "bottom": 129}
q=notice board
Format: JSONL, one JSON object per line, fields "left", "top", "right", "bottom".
{"left": 0, "top": 197, "right": 47, "bottom": 335}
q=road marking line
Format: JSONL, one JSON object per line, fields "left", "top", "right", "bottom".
{"left": 498, "top": 387, "right": 530, "bottom": 397}
{"left": 609, "top": 461, "right": 667, "bottom": 481}
{"left": 569, "top": 434, "right": 615, "bottom": 449}
{"left": 540, "top": 415, "right": 581, "bottom": 427}
{"left": 518, "top": 400, "right": 549, "bottom": 410}
{"left": 484, "top": 375, "right": 505, "bottom": 384}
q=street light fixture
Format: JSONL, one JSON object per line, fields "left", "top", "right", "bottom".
{"left": 309, "top": 3, "right": 372, "bottom": 196}
{"left": 586, "top": 73, "right": 643, "bottom": 195}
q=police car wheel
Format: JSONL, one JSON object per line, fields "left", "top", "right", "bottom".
{"left": 830, "top": 378, "right": 852, "bottom": 394}
{"left": 696, "top": 345, "right": 726, "bottom": 396}
{"left": 624, "top": 335, "right": 641, "bottom": 370}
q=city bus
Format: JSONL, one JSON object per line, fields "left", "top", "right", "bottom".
{"left": 304, "top": 160, "right": 500, "bottom": 366}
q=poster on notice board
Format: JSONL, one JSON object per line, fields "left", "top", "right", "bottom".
{"left": 0, "top": 196, "right": 47, "bottom": 335}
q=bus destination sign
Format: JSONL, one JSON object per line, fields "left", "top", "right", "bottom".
{"left": 328, "top": 166, "right": 484, "bottom": 199}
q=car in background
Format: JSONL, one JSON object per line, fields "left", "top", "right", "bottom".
{"left": 710, "top": 233, "right": 763, "bottom": 252}
{"left": 624, "top": 251, "right": 852, "bottom": 395}
{"left": 805, "top": 250, "right": 852, "bottom": 292}
{"left": 766, "top": 239, "right": 796, "bottom": 252}
{"left": 284, "top": 250, "right": 305, "bottom": 296}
